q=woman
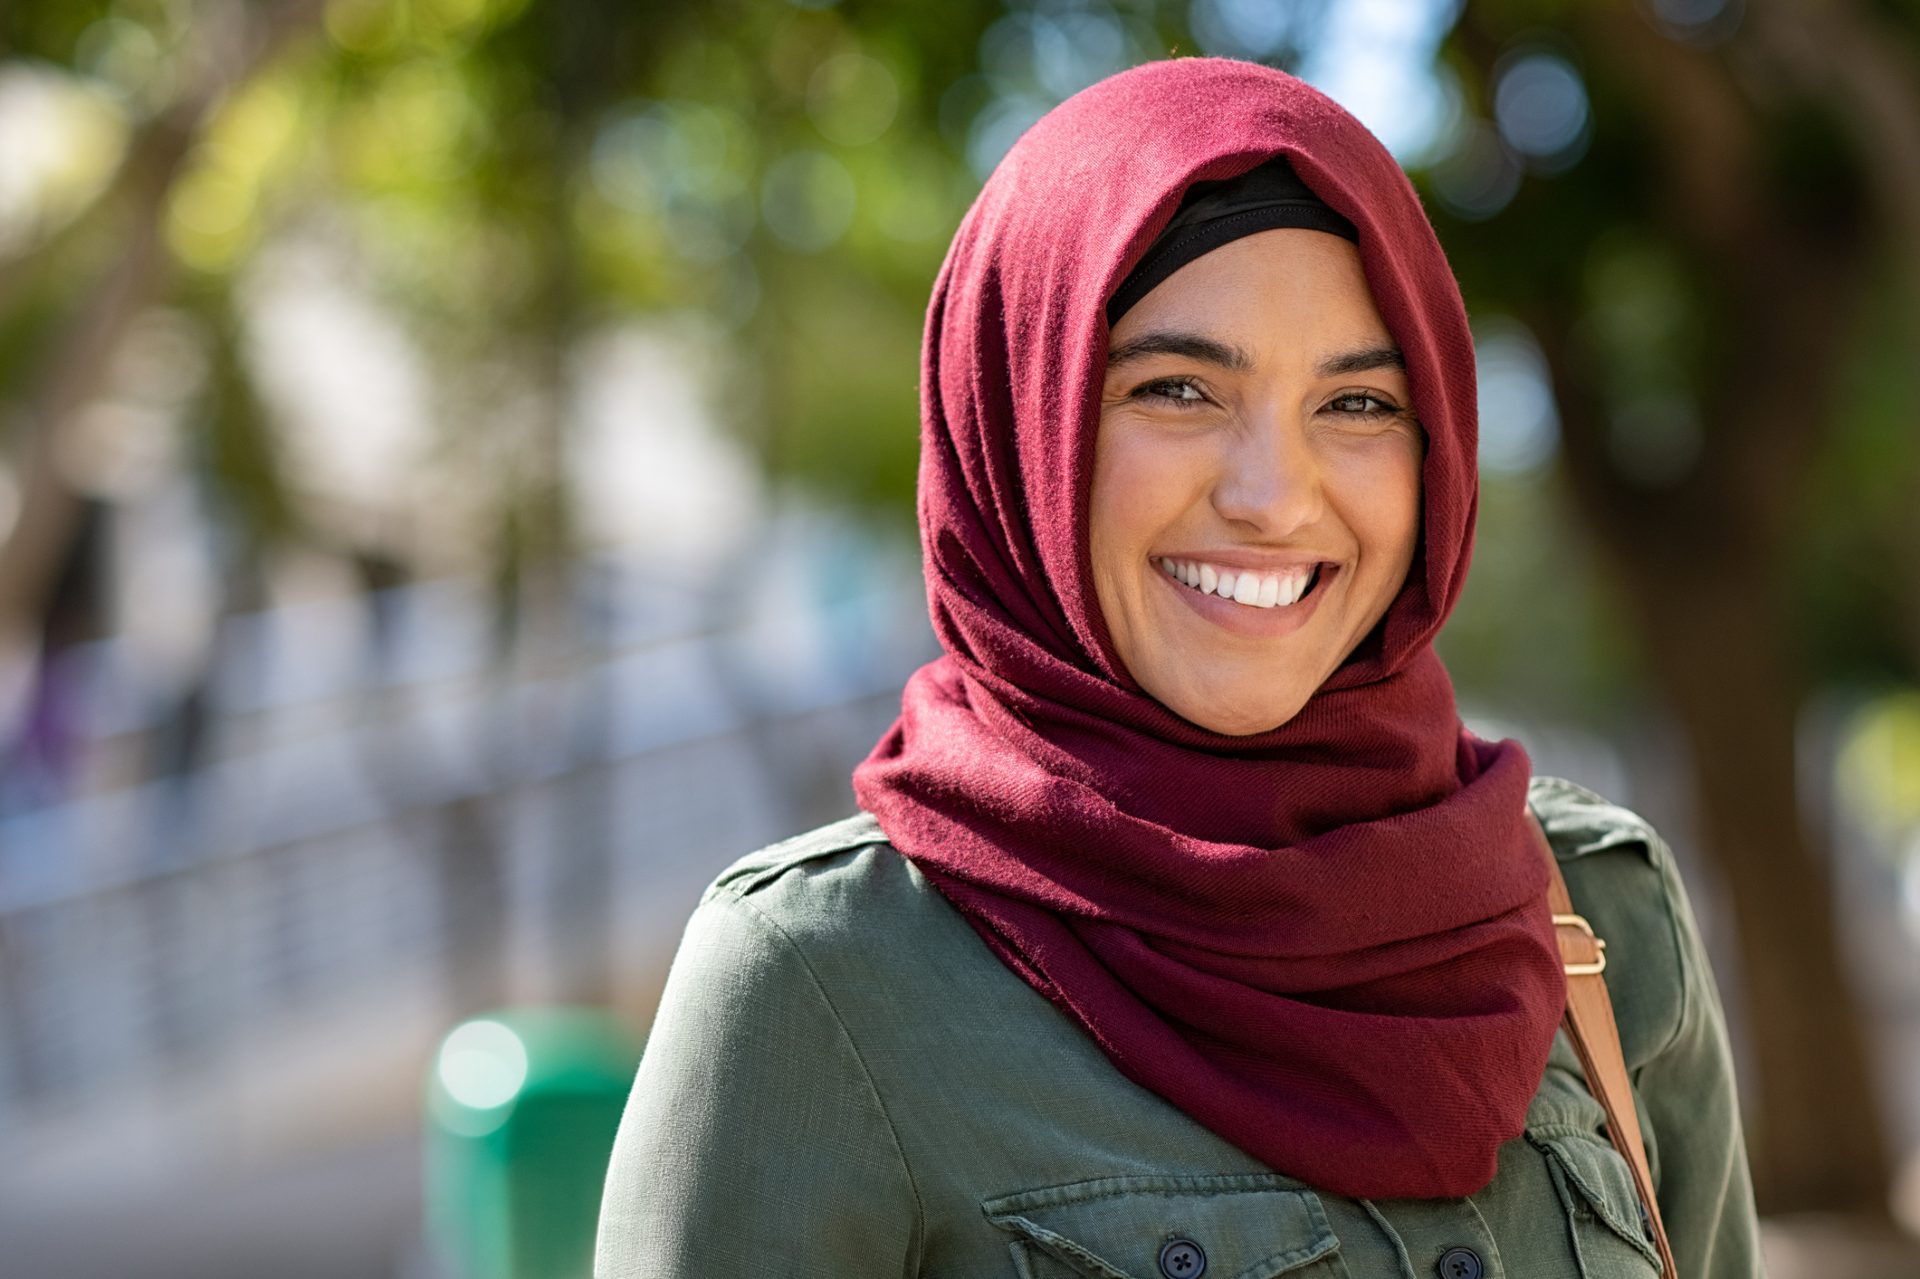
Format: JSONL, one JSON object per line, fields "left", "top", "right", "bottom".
{"left": 597, "top": 58, "right": 1764, "bottom": 1279}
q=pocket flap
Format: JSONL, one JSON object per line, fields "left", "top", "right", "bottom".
{"left": 982, "top": 1174, "right": 1342, "bottom": 1279}
{"left": 1528, "top": 1130, "right": 1666, "bottom": 1273}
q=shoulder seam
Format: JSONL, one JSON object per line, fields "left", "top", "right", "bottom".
{"left": 1527, "top": 775, "right": 1660, "bottom": 861}
{"left": 723, "top": 889, "right": 928, "bottom": 1272}
{"left": 708, "top": 813, "right": 891, "bottom": 899}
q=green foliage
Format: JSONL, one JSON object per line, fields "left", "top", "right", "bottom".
{"left": 1795, "top": 257, "right": 1920, "bottom": 682}
{"left": 1431, "top": 0, "right": 1920, "bottom": 726}
{"left": 190, "top": 286, "right": 300, "bottom": 546}
{"left": 1439, "top": 466, "right": 1636, "bottom": 718}
{"left": 754, "top": 254, "right": 925, "bottom": 508}
{"left": 1, "top": 0, "right": 126, "bottom": 63}
{"left": 1838, "top": 687, "right": 1920, "bottom": 838}
{"left": 5, "top": 0, "right": 1915, "bottom": 733}
{"left": 0, "top": 0, "right": 1011, "bottom": 591}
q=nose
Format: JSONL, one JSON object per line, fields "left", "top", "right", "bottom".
{"left": 1209, "top": 409, "right": 1325, "bottom": 537}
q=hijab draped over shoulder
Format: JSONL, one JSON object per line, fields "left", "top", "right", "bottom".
{"left": 851, "top": 57, "right": 1566, "bottom": 1201}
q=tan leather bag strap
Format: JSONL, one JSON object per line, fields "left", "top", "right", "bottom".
{"left": 1527, "top": 811, "right": 1679, "bottom": 1278}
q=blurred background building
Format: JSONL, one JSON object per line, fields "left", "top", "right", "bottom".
{"left": 1, "top": 0, "right": 1918, "bottom": 1275}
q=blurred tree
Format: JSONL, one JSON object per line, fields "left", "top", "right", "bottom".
{"left": 0, "top": 0, "right": 325, "bottom": 645}
{"left": 5, "top": 0, "right": 1915, "bottom": 1225}
{"left": 0, "top": 0, "right": 1018, "bottom": 1011}
{"left": 1433, "top": 0, "right": 1920, "bottom": 1217}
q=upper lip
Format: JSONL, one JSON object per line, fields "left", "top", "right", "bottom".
{"left": 1154, "top": 550, "right": 1337, "bottom": 572}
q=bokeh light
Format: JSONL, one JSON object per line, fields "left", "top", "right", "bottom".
{"left": 1644, "top": 0, "right": 1744, "bottom": 46}
{"left": 1187, "top": 0, "right": 1307, "bottom": 60}
{"left": 965, "top": 91, "right": 1049, "bottom": 179}
{"left": 592, "top": 101, "right": 757, "bottom": 262}
{"left": 0, "top": 65, "right": 128, "bottom": 253}
{"left": 1429, "top": 119, "right": 1522, "bottom": 220}
{"left": 807, "top": 51, "right": 900, "bottom": 147}
{"left": 4, "top": 4, "right": 1919, "bottom": 1274}
{"left": 761, "top": 149, "right": 858, "bottom": 252}
{"left": 1492, "top": 49, "right": 1592, "bottom": 173}
{"left": 1297, "top": 0, "right": 1463, "bottom": 164}
{"left": 437, "top": 1019, "right": 530, "bottom": 1110}
{"left": 1474, "top": 318, "right": 1561, "bottom": 476}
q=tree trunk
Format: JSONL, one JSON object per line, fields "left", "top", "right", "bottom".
{"left": 1629, "top": 552, "right": 1892, "bottom": 1213}
{"left": 0, "top": 0, "right": 326, "bottom": 644}
{"left": 1528, "top": 228, "right": 1894, "bottom": 1212}
{"left": 1439, "top": 0, "right": 1903, "bottom": 1217}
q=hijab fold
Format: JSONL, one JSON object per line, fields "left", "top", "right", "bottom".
{"left": 851, "top": 58, "right": 1566, "bottom": 1201}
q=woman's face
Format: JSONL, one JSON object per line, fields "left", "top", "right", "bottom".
{"left": 1090, "top": 228, "right": 1425, "bottom": 736}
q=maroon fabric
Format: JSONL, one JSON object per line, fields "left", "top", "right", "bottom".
{"left": 850, "top": 58, "right": 1566, "bottom": 1200}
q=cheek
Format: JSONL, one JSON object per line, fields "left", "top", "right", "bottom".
{"left": 1393, "top": 451, "right": 1424, "bottom": 568}
{"left": 1355, "top": 446, "right": 1423, "bottom": 584}
{"left": 1088, "top": 426, "right": 1211, "bottom": 678}
{"left": 1089, "top": 426, "right": 1197, "bottom": 570}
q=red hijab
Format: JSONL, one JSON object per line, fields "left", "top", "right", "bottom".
{"left": 850, "top": 57, "right": 1565, "bottom": 1201}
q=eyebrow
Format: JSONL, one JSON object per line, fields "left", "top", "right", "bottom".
{"left": 1316, "top": 343, "right": 1406, "bottom": 378}
{"left": 1105, "top": 329, "right": 1406, "bottom": 379}
{"left": 1106, "top": 331, "right": 1253, "bottom": 372}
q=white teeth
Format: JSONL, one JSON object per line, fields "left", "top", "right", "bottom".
{"left": 1157, "top": 556, "right": 1326, "bottom": 610}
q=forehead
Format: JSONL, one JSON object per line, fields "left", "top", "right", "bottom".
{"left": 1106, "top": 228, "right": 1391, "bottom": 358}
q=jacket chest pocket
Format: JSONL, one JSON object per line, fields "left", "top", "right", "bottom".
{"left": 1528, "top": 1129, "right": 1666, "bottom": 1279}
{"left": 982, "top": 1174, "right": 1352, "bottom": 1279}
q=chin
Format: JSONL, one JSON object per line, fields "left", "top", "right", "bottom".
{"left": 1175, "top": 694, "right": 1307, "bottom": 737}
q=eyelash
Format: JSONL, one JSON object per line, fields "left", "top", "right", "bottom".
{"left": 1132, "top": 376, "right": 1403, "bottom": 418}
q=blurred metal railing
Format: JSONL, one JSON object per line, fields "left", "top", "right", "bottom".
{"left": 0, "top": 508, "right": 937, "bottom": 1131}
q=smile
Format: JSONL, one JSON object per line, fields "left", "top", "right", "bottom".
{"left": 1153, "top": 557, "right": 1327, "bottom": 609}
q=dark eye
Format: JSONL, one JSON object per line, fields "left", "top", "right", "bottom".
{"left": 1326, "top": 392, "right": 1399, "bottom": 416}
{"left": 1134, "top": 377, "right": 1209, "bottom": 408}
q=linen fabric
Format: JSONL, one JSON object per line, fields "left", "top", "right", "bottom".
{"left": 850, "top": 57, "right": 1567, "bottom": 1200}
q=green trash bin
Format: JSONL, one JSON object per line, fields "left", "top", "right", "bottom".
{"left": 424, "top": 1007, "right": 645, "bottom": 1279}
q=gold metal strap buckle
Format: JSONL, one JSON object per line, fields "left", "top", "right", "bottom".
{"left": 1553, "top": 912, "right": 1608, "bottom": 975}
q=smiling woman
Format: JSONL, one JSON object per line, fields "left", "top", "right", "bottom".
{"left": 597, "top": 57, "right": 1765, "bottom": 1279}
{"left": 1092, "top": 221, "right": 1425, "bottom": 735}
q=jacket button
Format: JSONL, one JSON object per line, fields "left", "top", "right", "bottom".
{"left": 1436, "top": 1246, "right": 1484, "bottom": 1279}
{"left": 1159, "top": 1237, "right": 1207, "bottom": 1279}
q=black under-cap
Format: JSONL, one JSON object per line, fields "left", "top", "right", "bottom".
{"left": 1106, "top": 154, "right": 1359, "bottom": 325}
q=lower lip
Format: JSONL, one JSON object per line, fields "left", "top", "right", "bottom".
{"left": 1156, "top": 563, "right": 1336, "bottom": 638}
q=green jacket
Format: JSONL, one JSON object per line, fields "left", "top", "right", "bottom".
{"left": 596, "top": 776, "right": 1765, "bottom": 1278}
